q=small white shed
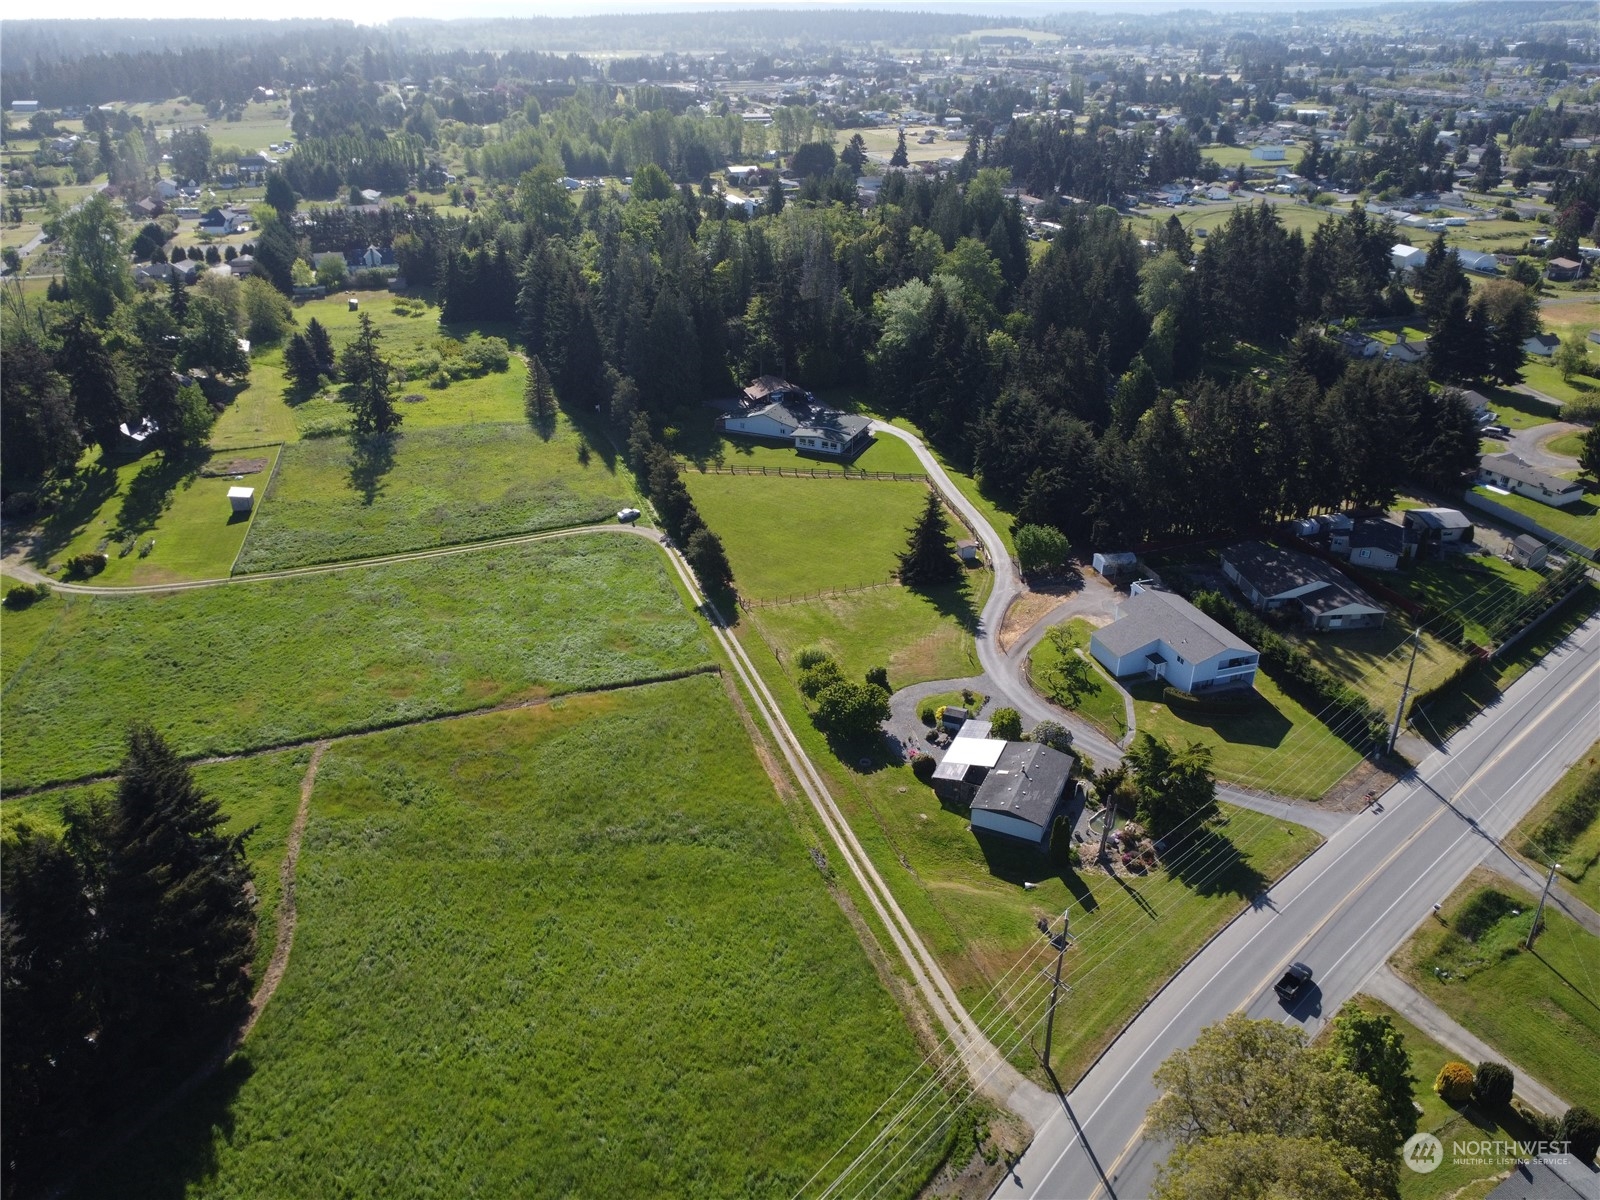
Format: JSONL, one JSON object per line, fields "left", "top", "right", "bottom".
{"left": 1092, "top": 551, "right": 1137, "bottom": 577}
{"left": 227, "top": 486, "right": 255, "bottom": 515}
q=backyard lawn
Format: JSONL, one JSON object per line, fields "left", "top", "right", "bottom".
{"left": 23, "top": 444, "right": 281, "bottom": 585}
{"left": 1025, "top": 619, "right": 1128, "bottom": 741}
{"left": 1391, "top": 871, "right": 1600, "bottom": 1113}
{"left": 1478, "top": 385, "right": 1562, "bottom": 431}
{"left": 1126, "top": 674, "right": 1363, "bottom": 799}
{"left": 1465, "top": 485, "right": 1600, "bottom": 549}
{"left": 64, "top": 678, "right": 939, "bottom": 1200}
{"left": 1510, "top": 744, "right": 1600, "bottom": 914}
{"left": 1, "top": 535, "right": 710, "bottom": 790}
{"left": 682, "top": 472, "right": 947, "bottom": 599}
{"left": 235, "top": 420, "right": 630, "bottom": 572}
{"left": 1386, "top": 554, "right": 1548, "bottom": 646}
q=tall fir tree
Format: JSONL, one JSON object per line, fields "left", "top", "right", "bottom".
{"left": 338, "top": 313, "right": 402, "bottom": 436}
{"left": 524, "top": 353, "right": 556, "bottom": 433}
{"left": 890, "top": 128, "right": 910, "bottom": 168}
{"left": 304, "top": 317, "right": 337, "bottom": 377}
{"left": 898, "top": 490, "right": 962, "bottom": 587}
{"left": 54, "top": 314, "right": 129, "bottom": 454}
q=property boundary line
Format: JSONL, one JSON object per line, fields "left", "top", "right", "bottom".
{"left": 692, "top": 464, "right": 928, "bottom": 482}
{"left": 227, "top": 441, "right": 286, "bottom": 578}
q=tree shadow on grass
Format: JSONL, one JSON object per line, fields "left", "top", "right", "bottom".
{"left": 909, "top": 575, "right": 982, "bottom": 634}
{"left": 1127, "top": 682, "right": 1293, "bottom": 750}
{"left": 21, "top": 460, "right": 124, "bottom": 566}
{"left": 1162, "top": 827, "right": 1268, "bottom": 900}
{"left": 346, "top": 433, "right": 398, "bottom": 506}
{"left": 114, "top": 448, "right": 208, "bottom": 538}
{"left": 975, "top": 832, "right": 1100, "bottom": 915}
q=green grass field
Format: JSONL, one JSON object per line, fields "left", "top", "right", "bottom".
{"left": 881, "top": 416, "right": 1019, "bottom": 559}
{"left": 1387, "top": 555, "right": 1548, "bottom": 647}
{"left": 1392, "top": 872, "right": 1600, "bottom": 1112}
{"left": 1297, "top": 623, "right": 1465, "bottom": 713}
{"left": 681, "top": 432, "right": 924, "bottom": 476}
{"left": 1025, "top": 619, "right": 1128, "bottom": 741}
{"left": 1, "top": 536, "right": 710, "bottom": 790}
{"left": 1, "top": 750, "right": 312, "bottom": 983}
{"left": 1126, "top": 674, "right": 1362, "bottom": 799}
{"left": 1344, "top": 997, "right": 1553, "bottom": 1200}
{"left": 1544, "top": 429, "right": 1587, "bottom": 460}
{"left": 682, "top": 473, "right": 942, "bottom": 600}
{"left": 23, "top": 445, "right": 280, "bottom": 585}
{"left": 1200, "top": 144, "right": 1305, "bottom": 170}
{"left": 750, "top": 572, "right": 988, "bottom": 690}
{"left": 210, "top": 353, "right": 299, "bottom": 448}
{"left": 234, "top": 421, "right": 629, "bottom": 572}
{"left": 1511, "top": 744, "right": 1600, "bottom": 914}
{"left": 1466, "top": 485, "right": 1600, "bottom": 549}
{"left": 1479, "top": 385, "right": 1563, "bottom": 431}
{"left": 65, "top": 679, "right": 937, "bottom": 1200}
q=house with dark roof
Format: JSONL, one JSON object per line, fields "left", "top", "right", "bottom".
{"left": 1346, "top": 519, "right": 1407, "bottom": 571}
{"left": 1221, "top": 541, "right": 1387, "bottom": 631}
{"left": 718, "top": 379, "right": 872, "bottom": 458}
{"left": 1510, "top": 534, "right": 1548, "bottom": 570}
{"left": 1484, "top": 1155, "right": 1595, "bottom": 1200}
{"left": 1089, "top": 585, "right": 1259, "bottom": 693}
{"left": 1402, "top": 507, "right": 1474, "bottom": 558}
{"left": 968, "top": 742, "right": 1083, "bottom": 848}
{"left": 1479, "top": 454, "right": 1586, "bottom": 509}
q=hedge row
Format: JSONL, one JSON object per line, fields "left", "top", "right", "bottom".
{"left": 1162, "top": 686, "right": 1254, "bottom": 715}
{"left": 1191, "top": 590, "right": 1386, "bottom": 749}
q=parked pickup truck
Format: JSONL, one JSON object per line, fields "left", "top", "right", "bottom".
{"left": 1274, "top": 962, "right": 1313, "bottom": 1004}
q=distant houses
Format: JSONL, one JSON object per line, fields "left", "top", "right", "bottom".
{"left": 1478, "top": 454, "right": 1586, "bottom": 509}
{"left": 1089, "top": 585, "right": 1259, "bottom": 693}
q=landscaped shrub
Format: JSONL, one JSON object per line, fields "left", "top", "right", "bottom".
{"left": 1514, "top": 1098, "right": 1559, "bottom": 1139}
{"left": 1559, "top": 1106, "right": 1600, "bottom": 1163}
{"left": 911, "top": 753, "right": 936, "bottom": 783}
{"left": 989, "top": 707, "right": 1022, "bottom": 740}
{"left": 3, "top": 582, "right": 51, "bottom": 610}
{"left": 795, "top": 645, "right": 831, "bottom": 670}
{"left": 64, "top": 552, "right": 107, "bottom": 579}
{"left": 1434, "top": 1061, "right": 1476, "bottom": 1104}
{"left": 1474, "top": 1061, "right": 1514, "bottom": 1107}
{"left": 1028, "top": 720, "right": 1074, "bottom": 753}
{"left": 813, "top": 680, "right": 890, "bottom": 742}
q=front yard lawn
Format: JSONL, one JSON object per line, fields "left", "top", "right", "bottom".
{"left": 1025, "top": 619, "right": 1128, "bottom": 741}
{"left": 1294, "top": 623, "right": 1465, "bottom": 714}
{"left": 1386, "top": 555, "right": 1548, "bottom": 646}
{"left": 1391, "top": 870, "right": 1600, "bottom": 1112}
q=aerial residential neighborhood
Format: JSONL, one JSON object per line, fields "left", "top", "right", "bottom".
{"left": 2, "top": 3, "right": 1599, "bottom": 1200}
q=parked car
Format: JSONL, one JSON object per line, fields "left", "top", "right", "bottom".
{"left": 1483, "top": 424, "right": 1511, "bottom": 438}
{"left": 617, "top": 507, "right": 641, "bottom": 523}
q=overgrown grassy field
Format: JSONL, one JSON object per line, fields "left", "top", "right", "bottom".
{"left": 1, "top": 536, "right": 709, "bottom": 789}
{"left": 235, "top": 421, "right": 629, "bottom": 571}
{"left": 1126, "top": 675, "right": 1362, "bottom": 799}
{"left": 68, "top": 680, "right": 937, "bottom": 1200}
{"left": 1344, "top": 997, "right": 1553, "bottom": 1200}
{"left": 24, "top": 445, "right": 280, "bottom": 585}
{"left": 1025, "top": 619, "right": 1128, "bottom": 741}
{"left": 750, "top": 574, "right": 988, "bottom": 690}
{"left": 683, "top": 473, "right": 942, "bottom": 599}
{"left": 1387, "top": 555, "right": 1547, "bottom": 647}
{"left": 731, "top": 623, "right": 1322, "bottom": 1084}
{"left": 1510, "top": 744, "right": 1600, "bottom": 913}
{"left": 1392, "top": 872, "right": 1600, "bottom": 1112}
{"left": 1, "top": 750, "right": 312, "bottom": 982}
{"left": 1466, "top": 485, "right": 1600, "bottom": 549}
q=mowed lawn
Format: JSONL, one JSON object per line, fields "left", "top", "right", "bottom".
{"left": 683, "top": 473, "right": 948, "bottom": 599}
{"left": 24, "top": 445, "right": 280, "bottom": 585}
{"left": 235, "top": 420, "right": 630, "bottom": 571}
{"left": 1, "top": 750, "right": 312, "bottom": 983}
{"left": 1296, "top": 623, "right": 1465, "bottom": 704}
{"left": 1387, "top": 554, "right": 1548, "bottom": 646}
{"left": 1392, "top": 872, "right": 1600, "bottom": 1112}
{"left": 1127, "top": 674, "right": 1362, "bottom": 799}
{"left": 1, "top": 536, "right": 710, "bottom": 790}
{"left": 69, "top": 679, "right": 937, "bottom": 1200}
{"left": 1025, "top": 619, "right": 1128, "bottom": 741}
{"left": 683, "top": 431, "right": 924, "bottom": 476}
{"left": 1512, "top": 744, "right": 1600, "bottom": 914}
{"left": 1465, "top": 485, "right": 1600, "bottom": 550}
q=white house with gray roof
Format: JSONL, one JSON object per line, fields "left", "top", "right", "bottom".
{"left": 1478, "top": 454, "right": 1586, "bottom": 509}
{"left": 717, "top": 378, "right": 872, "bottom": 457}
{"left": 1089, "top": 585, "right": 1259, "bottom": 693}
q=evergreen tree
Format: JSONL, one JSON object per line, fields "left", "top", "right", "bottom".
{"left": 167, "top": 267, "right": 189, "bottom": 323}
{"left": 841, "top": 133, "right": 868, "bottom": 177}
{"left": 766, "top": 175, "right": 786, "bottom": 216}
{"left": 338, "top": 313, "right": 402, "bottom": 436}
{"left": 891, "top": 128, "right": 910, "bottom": 168}
{"left": 284, "top": 331, "right": 323, "bottom": 393}
{"left": 1125, "top": 732, "right": 1218, "bottom": 839}
{"left": 524, "top": 353, "right": 556, "bottom": 434}
{"left": 1579, "top": 423, "right": 1600, "bottom": 485}
{"left": 1473, "top": 140, "right": 1502, "bottom": 191}
{"left": 898, "top": 490, "right": 961, "bottom": 587}
{"left": 685, "top": 527, "right": 734, "bottom": 592}
{"left": 304, "top": 317, "right": 336, "bottom": 377}
{"left": 264, "top": 172, "right": 296, "bottom": 219}
{"left": 55, "top": 314, "right": 129, "bottom": 454}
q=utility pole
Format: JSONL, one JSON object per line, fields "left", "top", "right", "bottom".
{"left": 1526, "top": 861, "right": 1562, "bottom": 950}
{"left": 1387, "top": 627, "right": 1423, "bottom": 757}
{"left": 1036, "top": 911, "right": 1071, "bottom": 1080}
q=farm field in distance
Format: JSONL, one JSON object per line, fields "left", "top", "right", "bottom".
{"left": 64, "top": 679, "right": 938, "bottom": 1200}
{"left": 0, "top": 535, "right": 710, "bottom": 789}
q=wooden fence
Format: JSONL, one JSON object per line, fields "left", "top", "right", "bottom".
{"left": 693, "top": 464, "right": 927, "bottom": 482}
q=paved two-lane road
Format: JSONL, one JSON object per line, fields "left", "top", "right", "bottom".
{"left": 1000, "top": 610, "right": 1600, "bottom": 1199}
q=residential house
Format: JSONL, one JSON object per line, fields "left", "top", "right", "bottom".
{"left": 1220, "top": 541, "right": 1387, "bottom": 631}
{"left": 717, "top": 378, "right": 873, "bottom": 458}
{"left": 1402, "top": 508, "right": 1474, "bottom": 557}
{"left": 931, "top": 727, "right": 1005, "bottom": 806}
{"left": 133, "top": 261, "right": 199, "bottom": 286}
{"left": 154, "top": 178, "right": 181, "bottom": 201}
{"left": 1509, "top": 534, "right": 1548, "bottom": 570}
{"left": 1523, "top": 332, "right": 1560, "bottom": 357}
{"left": 1478, "top": 454, "right": 1586, "bottom": 509}
{"left": 1089, "top": 585, "right": 1260, "bottom": 693}
{"left": 1334, "top": 330, "right": 1381, "bottom": 358}
{"left": 1384, "top": 336, "right": 1428, "bottom": 365}
{"left": 1459, "top": 388, "right": 1494, "bottom": 416}
{"left": 196, "top": 205, "right": 250, "bottom": 235}
{"left": 968, "top": 742, "right": 1083, "bottom": 848}
{"left": 1545, "top": 257, "right": 1583, "bottom": 282}
{"left": 227, "top": 254, "right": 259, "bottom": 277}
{"left": 1346, "top": 519, "right": 1407, "bottom": 571}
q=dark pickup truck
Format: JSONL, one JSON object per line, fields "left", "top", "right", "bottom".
{"left": 1274, "top": 962, "right": 1313, "bottom": 1004}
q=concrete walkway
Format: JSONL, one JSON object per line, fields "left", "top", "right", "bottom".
{"left": 1362, "top": 964, "right": 1569, "bottom": 1116}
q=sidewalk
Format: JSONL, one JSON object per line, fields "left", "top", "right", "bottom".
{"left": 1362, "top": 964, "right": 1569, "bottom": 1117}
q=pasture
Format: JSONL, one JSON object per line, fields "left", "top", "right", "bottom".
{"left": 0, "top": 535, "right": 710, "bottom": 790}
{"left": 234, "top": 421, "right": 628, "bottom": 572}
{"left": 65, "top": 679, "right": 938, "bottom": 1200}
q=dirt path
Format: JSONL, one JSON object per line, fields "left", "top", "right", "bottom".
{"left": 239, "top": 742, "right": 326, "bottom": 1043}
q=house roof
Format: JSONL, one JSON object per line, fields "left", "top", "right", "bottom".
{"left": 970, "top": 742, "right": 1074, "bottom": 829}
{"left": 1297, "top": 580, "right": 1385, "bottom": 616}
{"left": 1481, "top": 453, "right": 1582, "bottom": 495}
{"left": 795, "top": 411, "right": 871, "bottom": 443}
{"left": 1096, "top": 588, "right": 1254, "bottom": 663}
{"left": 1351, "top": 518, "right": 1405, "bottom": 555}
{"left": 941, "top": 737, "right": 1008, "bottom": 769}
{"left": 743, "top": 375, "right": 805, "bottom": 403}
{"left": 1548, "top": 257, "right": 1581, "bottom": 271}
{"left": 1223, "top": 540, "right": 1348, "bottom": 599}
{"left": 1484, "top": 1157, "right": 1594, "bottom": 1200}
{"left": 1405, "top": 507, "right": 1473, "bottom": 531}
